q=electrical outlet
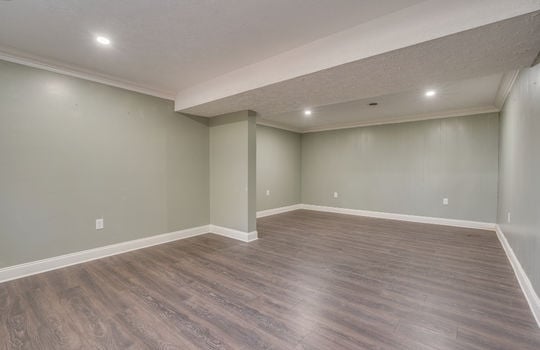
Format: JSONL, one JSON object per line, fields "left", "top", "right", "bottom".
{"left": 333, "top": 192, "right": 339, "bottom": 198}
{"left": 443, "top": 198, "right": 449, "bottom": 205}
{"left": 96, "top": 218, "right": 104, "bottom": 230}
{"left": 266, "top": 189, "right": 270, "bottom": 196}
{"left": 507, "top": 212, "right": 511, "bottom": 223}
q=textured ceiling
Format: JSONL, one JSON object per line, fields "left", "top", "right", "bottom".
{"left": 261, "top": 73, "right": 505, "bottom": 132}
{"left": 1, "top": 0, "right": 539, "bottom": 131}
{"left": 174, "top": 1, "right": 540, "bottom": 111}
{"left": 179, "top": 12, "right": 540, "bottom": 126}
{"left": 0, "top": 0, "right": 421, "bottom": 95}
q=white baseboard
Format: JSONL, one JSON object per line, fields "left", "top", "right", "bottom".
{"left": 301, "top": 204, "right": 496, "bottom": 231}
{"left": 0, "top": 225, "right": 210, "bottom": 284}
{"left": 298, "top": 205, "right": 540, "bottom": 326}
{"left": 0, "top": 222, "right": 262, "bottom": 283}
{"left": 255, "top": 203, "right": 496, "bottom": 230}
{"left": 495, "top": 225, "right": 540, "bottom": 328}
{"left": 209, "top": 225, "right": 258, "bottom": 242}
{"left": 257, "top": 204, "right": 303, "bottom": 218}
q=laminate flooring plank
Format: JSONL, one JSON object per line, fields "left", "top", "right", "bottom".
{"left": 2, "top": 209, "right": 540, "bottom": 349}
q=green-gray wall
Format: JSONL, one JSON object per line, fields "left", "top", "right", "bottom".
{"left": 301, "top": 113, "right": 499, "bottom": 222}
{"left": 209, "top": 111, "right": 257, "bottom": 232}
{"left": 256, "top": 125, "right": 301, "bottom": 211}
{"left": 498, "top": 65, "right": 540, "bottom": 294}
{"left": 0, "top": 57, "right": 520, "bottom": 273}
{"left": 0, "top": 60, "right": 209, "bottom": 268}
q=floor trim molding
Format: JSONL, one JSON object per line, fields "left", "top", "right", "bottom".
{"left": 257, "top": 204, "right": 303, "bottom": 218}
{"left": 301, "top": 204, "right": 496, "bottom": 231}
{"left": 495, "top": 225, "right": 540, "bottom": 328}
{"left": 0, "top": 223, "right": 260, "bottom": 283}
{"left": 0, "top": 225, "right": 210, "bottom": 284}
{"left": 209, "top": 225, "right": 258, "bottom": 242}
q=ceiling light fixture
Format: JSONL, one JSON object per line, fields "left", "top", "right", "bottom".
{"left": 425, "top": 90, "right": 436, "bottom": 97}
{"left": 304, "top": 109, "right": 312, "bottom": 116}
{"left": 96, "top": 36, "right": 112, "bottom": 46}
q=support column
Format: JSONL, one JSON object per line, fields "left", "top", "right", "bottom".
{"left": 209, "top": 110, "right": 257, "bottom": 241}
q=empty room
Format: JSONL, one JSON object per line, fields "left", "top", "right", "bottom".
{"left": 1, "top": 1, "right": 540, "bottom": 349}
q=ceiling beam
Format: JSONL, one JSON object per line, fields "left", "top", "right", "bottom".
{"left": 175, "top": 0, "right": 540, "bottom": 113}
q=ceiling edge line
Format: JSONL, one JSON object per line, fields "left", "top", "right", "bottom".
{"left": 256, "top": 119, "right": 303, "bottom": 133}
{"left": 494, "top": 69, "right": 520, "bottom": 110}
{"left": 0, "top": 48, "right": 176, "bottom": 101}
{"left": 301, "top": 106, "right": 500, "bottom": 134}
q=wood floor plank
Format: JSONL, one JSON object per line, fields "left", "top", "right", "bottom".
{"left": 1, "top": 209, "right": 540, "bottom": 349}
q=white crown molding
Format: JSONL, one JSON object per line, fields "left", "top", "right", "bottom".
{"left": 0, "top": 47, "right": 175, "bottom": 101}
{"left": 301, "top": 106, "right": 500, "bottom": 134}
{"left": 257, "top": 204, "right": 303, "bottom": 218}
{"left": 301, "top": 204, "right": 496, "bottom": 231}
{"left": 256, "top": 119, "right": 303, "bottom": 133}
{"left": 532, "top": 49, "right": 540, "bottom": 67}
{"left": 495, "top": 225, "right": 540, "bottom": 328}
{"left": 494, "top": 69, "right": 520, "bottom": 109}
{"left": 0, "top": 225, "right": 210, "bottom": 283}
{"left": 209, "top": 225, "right": 258, "bottom": 242}
{"left": 258, "top": 106, "right": 501, "bottom": 135}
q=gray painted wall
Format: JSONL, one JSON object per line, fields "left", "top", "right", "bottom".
{"left": 498, "top": 65, "right": 540, "bottom": 293}
{"left": 209, "top": 111, "right": 256, "bottom": 232}
{"left": 0, "top": 60, "right": 209, "bottom": 268}
{"left": 301, "top": 113, "right": 499, "bottom": 222}
{"left": 256, "top": 125, "right": 301, "bottom": 211}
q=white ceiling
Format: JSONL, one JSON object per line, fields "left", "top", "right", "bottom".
{"left": 260, "top": 73, "right": 507, "bottom": 133}
{"left": 174, "top": 1, "right": 540, "bottom": 112}
{"left": 0, "top": 0, "right": 539, "bottom": 132}
{"left": 0, "top": 0, "right": 421, "bottom": 97}
{"left": 180, "top": 12, "right": 540, "bottom": 130}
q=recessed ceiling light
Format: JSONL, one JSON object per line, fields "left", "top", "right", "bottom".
{"left": 425, "top": 90, "right": 436, "bottom": 97}
{"left": 304, "top": 109, "right": 312, "bottom": 116}
{"left": 96, "top": 36, "right": 111, "bottom": 46}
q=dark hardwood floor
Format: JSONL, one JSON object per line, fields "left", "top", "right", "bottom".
{"left": 1, "top": 209, "right": 540, "bottom": 349}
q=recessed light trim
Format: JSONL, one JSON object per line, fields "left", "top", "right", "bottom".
{"left": 304, "top": 109, "right": 312, "bottom": 116}
{"left": 96, "top": 36, "right": 112, "bottom": 46}
{"left": 425, "top": 90, "right": 436, "bottom": 97}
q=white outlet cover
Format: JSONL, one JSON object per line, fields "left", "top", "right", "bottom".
{"left": 443, "top": 198, "right": 449, "bottom": 205}
{"left": 333, "top": 192, "right": 339, "bottom": 198}
{"left": 266, "top": 190, "right": 270, "bottom": 196}
{"left": 96, "top": 218, "right": 104, "bottom": 230}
